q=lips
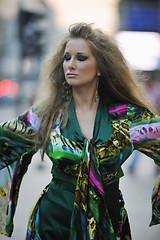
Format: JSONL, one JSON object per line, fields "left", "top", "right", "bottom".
{"left": 67, "top": 73, "right": 78, "bottom": 78}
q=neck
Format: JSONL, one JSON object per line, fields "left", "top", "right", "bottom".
{"left": 72, "top": 86, "right": 99, "bottom": 111}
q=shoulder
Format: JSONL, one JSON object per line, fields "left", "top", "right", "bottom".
{"left": 1, "top": 105, "right": 41, "bottom": 134}
{"left": 108, "top": 102, "right": 150, "bottom": 116}
{"left": 18, "top": 105, "right": 40, "bottom": 131}
{"left": 108, "top": 102, "right": 158, "bottom": 123}
{"left": 126, "top": 103, "right": 157, "bottom": 126}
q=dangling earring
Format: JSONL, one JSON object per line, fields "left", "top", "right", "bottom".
{"left": 62, "top": 81, "right": 71, "bottom": 101}
{"left": 94, "top": 77, "right": 99, "bottom": 103}
{"left": 94, "top": 87, "right": 98, "bottom": 103}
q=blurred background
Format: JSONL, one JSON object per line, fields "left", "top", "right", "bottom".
{"left": 0, "top": 0, "right": 160, "bottom": 239}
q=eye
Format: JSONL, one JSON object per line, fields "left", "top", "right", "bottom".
{"left": 64, "top": 54, "right": 71, "bottom": 61}
{"left": 77, "top": 55, "right": 88, "bottom": 61}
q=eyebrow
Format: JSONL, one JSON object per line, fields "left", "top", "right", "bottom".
{"left": 64, "top": 52, "right": 89, "bottom": 56}
{"left": 77, "top": 52, "right": 89, "bottom": 56}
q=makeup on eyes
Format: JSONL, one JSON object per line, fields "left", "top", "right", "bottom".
{"left": 77, "top": 53, "right": 88, "bottom": 61}
{"left": 64, "top": 53, "right": 89, "bottom": 61}
{"left": 64, "top": 54, "right": 71, "bottom": 61}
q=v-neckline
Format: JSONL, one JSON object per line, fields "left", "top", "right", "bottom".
{"left": 59, "top": 101, "right": 113, "bottom": 145}
{"left": 71, "top": 101, "right": 100, "bottom": 141}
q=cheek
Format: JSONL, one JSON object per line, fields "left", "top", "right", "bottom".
{"left": 81, "top": 62, "right": 97, "bottom": 75}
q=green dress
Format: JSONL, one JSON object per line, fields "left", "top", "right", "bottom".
{"left": 0, "top": 102, "right": 160, "bottom": 240}
{"left": 39, "top": 101, "right": 117, "bottom": 239}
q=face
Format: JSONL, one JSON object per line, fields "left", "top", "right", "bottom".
{"left": 63, "top": 38, "right": 100, "bottom": 89}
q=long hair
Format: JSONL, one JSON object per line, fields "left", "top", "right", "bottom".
{"left": 34, "top": 22, "right": 154, "bottom": 160}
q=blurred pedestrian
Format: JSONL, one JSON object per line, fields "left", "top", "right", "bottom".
{"left": 144, "top": 76, "right": 160, "bottom": 114}
{"left": 0, "top": 23, "right": 160, "bottom": 240}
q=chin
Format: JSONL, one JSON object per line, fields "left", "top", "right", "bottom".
{"left": 67, "top": 79, "right": 78, "bottom": 86}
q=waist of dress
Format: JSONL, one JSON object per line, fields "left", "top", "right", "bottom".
{"left": 52, "top": 167, "right": 122, "bottom": 189}
{"left": 51, "top": 171, "right": 120, "bottom": 200}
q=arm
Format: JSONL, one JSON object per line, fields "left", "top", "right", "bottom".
{"left": 0, "top": 107, "right": 40, "bottom": 237}
{"left": 127, "top": 104, "right": 160, "bottom": 226}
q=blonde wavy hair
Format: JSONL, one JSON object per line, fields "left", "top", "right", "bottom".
{"left": 34, "top": 22, "right": 153, "bottom": 159}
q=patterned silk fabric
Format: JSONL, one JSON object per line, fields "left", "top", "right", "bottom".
{"left": 0, "top": 103, "right": 160, "bottom": 240}
{"left": 69, "top": 139, "right": 116, "bottom": 239}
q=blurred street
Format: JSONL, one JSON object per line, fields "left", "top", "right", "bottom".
{"left": 0, "top": 105, "right": 160, "bottom": 240}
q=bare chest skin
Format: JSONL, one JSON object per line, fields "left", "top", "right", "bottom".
{"left": 75, "top": 108, "right": 97, "bottom": 140}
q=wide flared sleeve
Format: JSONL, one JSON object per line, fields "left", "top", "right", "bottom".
{"left": 127, "top": 104, "right": 160, "bottom": 226}
{"left": 0, "top": 107, "right": 40, "bottom": 237}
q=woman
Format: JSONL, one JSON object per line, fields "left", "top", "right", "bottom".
{"left": 0, "top": 23, "right": 160, "bottom": 240}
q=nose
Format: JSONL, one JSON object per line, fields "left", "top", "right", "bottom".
{"left": 68, "top": 58, "right": 76, "bottom": 70}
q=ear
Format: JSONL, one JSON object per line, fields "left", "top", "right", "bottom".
{"left": 97, "top": 72, "right": 101, "bottom": 77}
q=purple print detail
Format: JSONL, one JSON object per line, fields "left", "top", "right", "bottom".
{"left": 89, "top": 168, "right": 104, "bottom": 195}
{"left": 129, "top": 122, "right": 160, "bottom": 143}
{"left": 109, "top": 105, "right": 127, "bottom": 116}
{"left": 27, "top": 110, "right": 40, "bottom": 130}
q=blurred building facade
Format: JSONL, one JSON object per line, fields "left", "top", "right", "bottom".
{"left": 117, "top": 0, "right": 160, "bottom": 81}
{"left": 0, "top": 0, "right": 57, "bottom": 105}
{"left": 118, "top": 0, "right": 160, "bottom": 32}
{"left": 117, "top": 0, "right": 160, "bottom": 113}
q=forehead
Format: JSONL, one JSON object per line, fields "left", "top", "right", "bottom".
{"left": 65, "top": 38, "right": 93, "bottom": 54}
